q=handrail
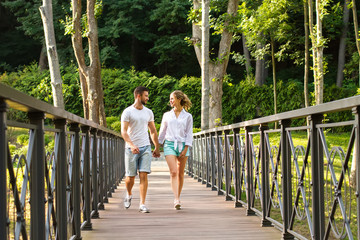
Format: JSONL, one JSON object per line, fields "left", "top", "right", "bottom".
{"left": 0, "top": 83, "right": 125, "bottom": 240}
{"left": 189, "top": 96, "right": 360, "bottom": 240}
{"left": 195, "top": 94, "right": 360, "bottom": 134}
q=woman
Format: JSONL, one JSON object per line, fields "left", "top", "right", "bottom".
{"left": 158, "top": 90, "right": 193, "bottom": 210}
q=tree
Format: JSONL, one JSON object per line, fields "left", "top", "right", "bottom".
{"left": 67, "top": 0, "right": 106, "bottom": 126}
{"left": 39, "top": 0, "right": 64, "bottom": 109}
{"left": 201, "top": 0, "right": 210, "bottom": 130}
{"left": 336, "top": 0, "right": 350, "bottom": 87}
{"left": 240, "top": 0, "right": 291, "bottom": 116}
{"left": 304, "top": 0, "right": 310, "bottom": 109}
{"left": 190, "top": 0, "right": 239, "bottom": 128}
{"left": 351, "top": 0, "right": 360, "bottom": 85}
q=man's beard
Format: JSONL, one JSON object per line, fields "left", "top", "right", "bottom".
{"left": 141, "top": 100, "right": 146, "bottom": 105}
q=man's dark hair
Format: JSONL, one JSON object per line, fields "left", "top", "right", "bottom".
{"left": 134, "top": 86, "right": 149, "bottom": 98}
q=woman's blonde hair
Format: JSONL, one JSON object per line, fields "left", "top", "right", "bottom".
{"left": 172, "top": 90, "right": 192, "bottom": 111}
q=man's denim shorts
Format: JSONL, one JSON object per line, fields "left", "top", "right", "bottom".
{"left": 163, "top": 140, "right": 190, "bottom": 157}
{"left": 125, "top": 145, "right": 152, "bottom": 176}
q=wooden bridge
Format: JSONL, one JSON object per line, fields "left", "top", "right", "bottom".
{"left": 81, "top": 160, "right": 281, "bottom": 239}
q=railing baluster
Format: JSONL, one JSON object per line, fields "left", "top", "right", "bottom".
{"left": 91, "top": 128, "right": 99, "bottom": 219}
{"left": 224, "top": 130, "right": 232, "bottom": 200}
{"left": 28, "top": 112, "right": 45, "bottom": 240}
{"left": 98, "top": 130, "right": 105, "bottom": 210}
{"left": 216, "top": 131, "right": 223, "bottom": 196}
{"left": 54, "top": 119, "right": 67, "bottom": 239}
{"left": 233, "top": 128, "right": 242, "bottom": 207}
{"left": 353, "top": 106, "right": 360, "bottom": 240}
{"left": 310, "top": 114, "right": 325, "bottom": 240}
{"left": 69, "top": 123, "right": 82, "bottom": 239}
{"left": 81, "top": 125, "right": 92, "bottom": 230}
{"left": 0, "top": 99, "right": 7, "bottom": 238}
{"left": 206, "top": 133, "right": 211, "bottom": 187}
{"left": 260, "top": 124, "right": 271, "bottom": 226}
{"left": 103, "top": 133, "right": 109, "bottom": 202}
{"left": 245, "top": 126, "right": 255, "bottom": 215}
{"left": 210, "top": 132, "right": 216, "bottom": 191}
{"left": 280, "top": 119, "right": 293, "bottom": 239}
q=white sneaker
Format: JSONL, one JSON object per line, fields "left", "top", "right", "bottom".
{"left": 174, "top": 200, "right": 181, "bottom": 210}
{"left": 124, "top": 195, "right": 132, "bottom": 209}
{"left": 139, "top": 204, "right": 150, "bottom": 213}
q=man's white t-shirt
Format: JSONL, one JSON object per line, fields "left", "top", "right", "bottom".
{"left": 121, "top": 105, "right": 154, "bottom": 148}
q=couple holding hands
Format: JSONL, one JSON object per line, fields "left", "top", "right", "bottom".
{"left": 121, "top": 86, "right": 193, "bottom": 213}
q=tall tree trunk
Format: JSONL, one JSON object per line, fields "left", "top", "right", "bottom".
{"left": 71, "top": 0, "right": 106, "bottom": 126}
{"left": 191, "top": 0, "right": 239, "bottom": 128}
{"left": 39, "top": 0, "right": 64, "bottom": 109}
{"left": 39, "top": 44, "right": 48, "bottom": 71}
{"left": 350, "top": 0, "right": 360, "bottom": 186}
{"left": 255, "top": 43, "right": 265, "bottom": 85}
{"left": 304, "top": 0, "right": 310, "bottom": 109}
{"left": 271, "top": 40, "right": 277, "bottom": 116}
{"left": 201, "top": 0, "right": 210, "bottom": 130}
{"left": 131, "top": 35, "right": 138, "bottom": 69}
{"left": 242, "top": 33, "right": 251, "bottom": 74}
{"left": 309, "top": 0, "right": 318, "bottom": 104}
{"left": 271, "top": 40, "right": 277, "bottom": 129}
{"left": 316, "top": 0, "right": 324, "bottom": 105}
{"left": 336, "top": 0, "right": 350, "bottom": 87}
{"left": 351, "top": 0, "right": 360, "bottom": 86}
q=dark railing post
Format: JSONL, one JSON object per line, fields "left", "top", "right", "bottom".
{"left": 103, "top": 133, "right": 109, "bottom": 202}
{"left": 245, "top": 126, "right": 255, "bottom": 215}
{"left": 54, "top": 119, "right": 67, "bottom": 239}
{"left": 107, "top": 135, "right": 113, "bottom": 197}
{"left": 260, "top": 124, "right": 271, "bottom": 226}
{"left": 115, "top": 138, "right": 119, "bottom": 187}
{"left": 280, "top": 119, "right": 293, "bottom": 239}
{"left": 111, "top": 136, "right": 116, "bottom": 193}
{"left": 69, "top": 123, "right": 82, "bottom": 239}
{"left": 216, "top": 131, "right": 224, "bottom": 195}
{"left": 206, "top": 133, "right": 211, "bottom": 187}
{"left": 354, "top": 106, "right": 360, "bottom": 240}
{"left": 233, "top": 128, "right": 242, "bottom": 207}
{"left": 224, "top": 130, "right": 232, "bottom": 201}
{"left": 0, "top": 99, "right": 7, "bottom": 238}
{"left": 199, "top": 134, "right": 204, "bottom": 182}
{"left": 310, "top": 114, "right": 324, "bottom": 240}
{"left": 201, "top": 133, "right": 206, "bottom": 184}
{"left": 211, "top": 132, "right": 216, "bottom": 191}
{"left": 28, "top": 112, "right": 45, "bottom": 240}
{"left": 80, "top": 125, "right": 92, "bottom": 230}
{"left": 90, "top": 128, "right": 99, "bottom": 219}
{"left": 120, "top": 139, "right": 125, "bottom": 179}
{"left": 98, "top": 131, "right": 105, "bottom": 210}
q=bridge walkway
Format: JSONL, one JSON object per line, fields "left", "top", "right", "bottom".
{"left": 82, "top": 160, "right": 281, "bottom": 240}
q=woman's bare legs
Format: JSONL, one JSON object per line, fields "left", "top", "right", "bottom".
{"left": 166, "top": 155, "right": 179, "bottom": 200}
{"left": 177, "top": 156, "right": 188, "bottom": 199}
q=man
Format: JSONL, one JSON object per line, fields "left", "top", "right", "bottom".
{"left": 121, "top": 86, "right": 160, "bottom": 213}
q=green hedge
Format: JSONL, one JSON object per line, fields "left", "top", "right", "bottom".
{"left": 1, "top": 64, "right": 357, "bottom": 129}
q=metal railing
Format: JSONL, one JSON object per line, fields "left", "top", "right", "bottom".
{"left": 188, "top": 95, "right": 360, "bottom": 240}
{"left": 0, "top": 83, "right": 125, "bottom": 239}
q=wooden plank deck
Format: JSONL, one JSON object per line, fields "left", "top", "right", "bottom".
{"left": 81, "top": 160, "right": 282, "bottom": 239}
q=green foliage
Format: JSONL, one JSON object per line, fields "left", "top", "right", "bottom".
{"left": 2, "top": 63, "right": 358, "bottom": 130}
{"left": 17, "top": 134, "right": 29, "bottom": 146}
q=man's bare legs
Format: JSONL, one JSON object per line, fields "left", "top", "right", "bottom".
{"left": 139, "top": 172, "right": 148, "bottom": 205}
{"left": 125, "top": 176, "right": 135, "bottom": 196}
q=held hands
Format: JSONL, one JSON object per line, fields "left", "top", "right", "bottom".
{"left": 152, "top": 147, "right": 160, "bottom": 158}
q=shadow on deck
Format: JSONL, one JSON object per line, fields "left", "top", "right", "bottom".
{"left": 81, "top": 160, "right": 281, "bottom": 240}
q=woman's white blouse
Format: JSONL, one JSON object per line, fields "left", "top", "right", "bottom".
{"left": 158, "top": 109, "right": 193, "bottom": 152}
